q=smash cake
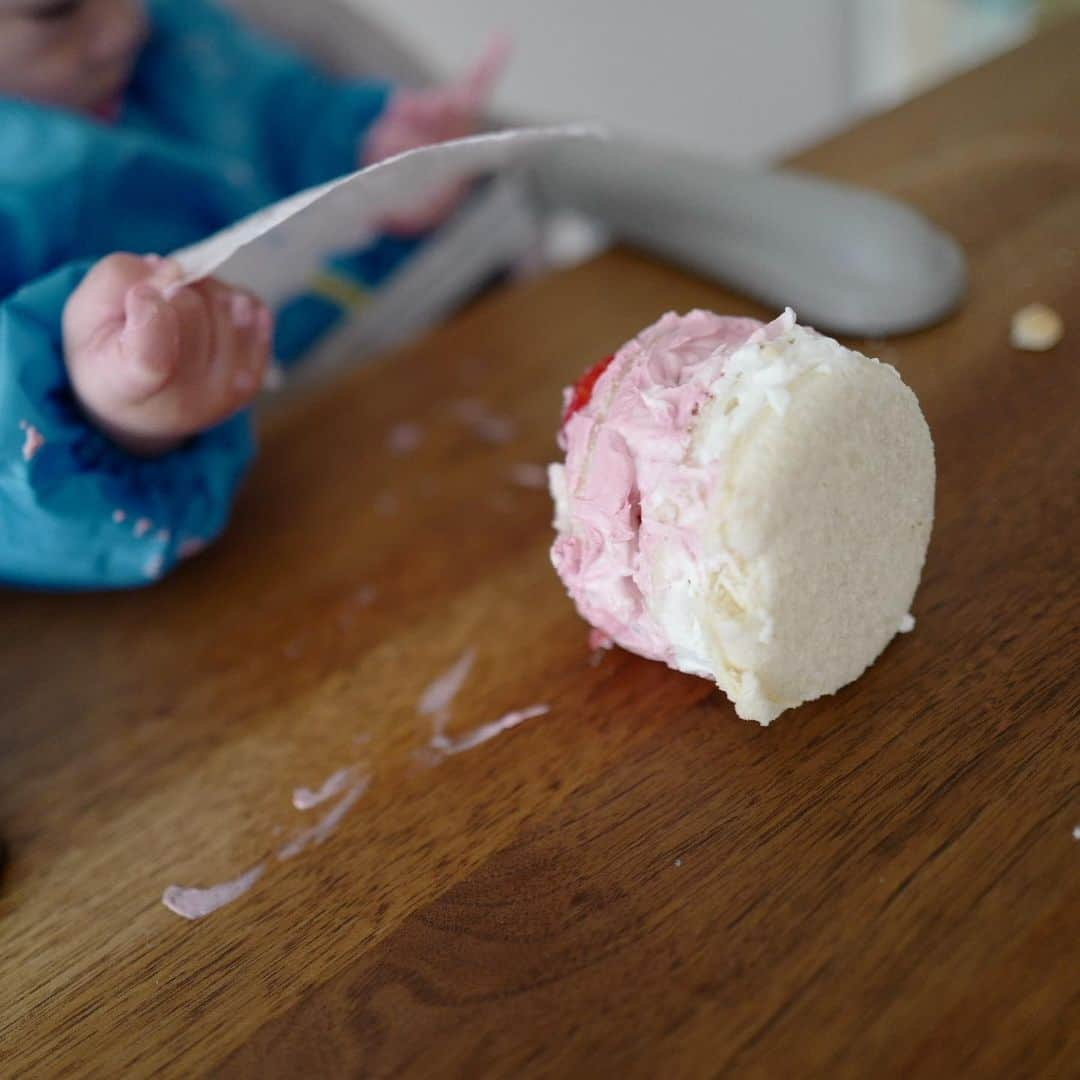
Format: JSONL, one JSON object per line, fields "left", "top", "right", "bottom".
{"left": 549, "top": 309, "right": 935, "bottom": 725}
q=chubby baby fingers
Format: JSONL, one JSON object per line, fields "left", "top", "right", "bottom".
{"left": 200, "top": 283, "right": 272, "bottom": 408}
{"left": 226, "top": 293, "right": 273, "bottom": 405}
{"left": 117, "top": 284, "right": 182, "bottom": 401}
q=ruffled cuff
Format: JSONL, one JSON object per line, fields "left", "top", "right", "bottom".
{"left": 0, "top": 263, "right": 255, "bottom": 590}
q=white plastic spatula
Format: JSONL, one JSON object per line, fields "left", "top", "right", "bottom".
{"left": 529, "top": 138, "right": 967, "bottom": 337}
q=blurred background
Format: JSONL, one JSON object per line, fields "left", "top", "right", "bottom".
{"left": 350, "top": 0, "right": 1073, "bottom": 163}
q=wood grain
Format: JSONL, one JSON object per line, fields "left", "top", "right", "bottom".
{"left": 2, "top": 22, "right": 1079, "bottom": 1080}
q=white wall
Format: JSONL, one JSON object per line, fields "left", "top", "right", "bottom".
{"left": 350, "top": 0, "right": 854, "bottom": 163}
{"left": 348, "top": 1, "right": 1034, "bottom": 163}
{"left": 851, "top": 0, "right": 1033, "bottom": 111}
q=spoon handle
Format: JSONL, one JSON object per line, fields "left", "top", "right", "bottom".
{"left": 528, "top": 137, "right": 967, "bottom": 337}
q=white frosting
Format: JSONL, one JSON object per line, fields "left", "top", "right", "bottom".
{"left": 162, "top": 864, "right": 265, "bottom": 920}
{"left": 278, "top": 774, "right": 370, "bottom": 861}
{"left": 417, "top": 649, "right": 476, "bottom": 726}
{"left": 292, "top": 766, "right": 359, "bottom": 811}
{"left": 431, "top": 704, "right": 550, "bottom": 756}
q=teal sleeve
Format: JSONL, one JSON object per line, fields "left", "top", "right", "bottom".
{"left": 136, "top": 0, "right": 392, "bottom": 196}
{"left": 0, "top": 103, "right": 88, "bottom": 299}
{"left": 0, "top": 264, "right": 255, "bottom": 590}
{"left": 0, "top": 89, "right": 245, "bottom": 277}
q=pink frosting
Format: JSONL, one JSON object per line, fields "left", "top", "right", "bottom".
{"left": 551, "top": 310, "right": 790, "bottom": 662}
{"left": 19, "top": 420, "right": 45, "bottom": 462}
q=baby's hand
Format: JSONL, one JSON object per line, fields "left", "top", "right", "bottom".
{"left": 366, "top": 84, "right": 482, "bottom": 165}
{"left": 63, "top": 254, "right": 272, "bottom": 456}
{"left": 363, "top": 87, "right": 482, "bottom": 235}
{"left": 363, "top": 35, "right": 509, "bottom": 234}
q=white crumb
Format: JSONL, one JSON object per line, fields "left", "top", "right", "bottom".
{"left": 508, "top": 463, "right": 549, "bottom": 489}
{"left": 387, "top": 422, "right": 423, "bottom": 455}
{"left": 1010, "top": 303, "right": 1063, "bottom": 352}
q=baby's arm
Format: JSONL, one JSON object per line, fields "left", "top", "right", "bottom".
{"left": 0, "top": 262, "right": 261, "bottom": 590}
{"left": 132, "top": 0, "right": 392, "bottom": 196}
{"left": 132, "top": 0, "right": 489, "bottom": 209}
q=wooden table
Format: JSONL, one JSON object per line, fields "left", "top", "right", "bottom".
{"left": 2, "top": 24, "right": 1078, "bottom": 1080}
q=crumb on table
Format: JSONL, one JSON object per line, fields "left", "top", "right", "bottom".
{"left": 1010, "top": 303, "right": 1064, "bottom": 352}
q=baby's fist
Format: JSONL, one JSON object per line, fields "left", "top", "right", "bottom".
{"left": 63, "top": 254, "right": 272, "bottom": 456}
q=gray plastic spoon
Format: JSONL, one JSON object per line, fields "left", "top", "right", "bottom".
{"left": 528, "top": 137, "right": 967, "bottom": 337}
